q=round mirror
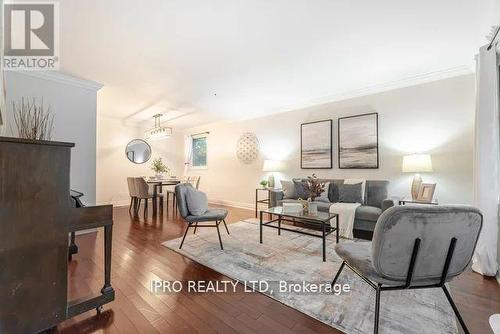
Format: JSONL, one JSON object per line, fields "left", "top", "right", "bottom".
{"left": 125, "top": 139, "right": 152, "bottom": 164}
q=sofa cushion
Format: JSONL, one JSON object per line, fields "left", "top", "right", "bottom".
{"left": 293, "top": 180, "right": 309, "bottom": 199}
{"left": 316, "top": 182, "right": 330, "bottom": 202}
{"left": 328, "top": 180, "right": 344, "bottom": 203}
{"left": 365, "top": 180, "right": 389, "bottom": 208}
{"left": 281, "top": 180, "right": 296, "bottom": 199}
{"left": 353, "top": 219, "right": 377, "bottom": 232}
{"left": 338, "top": 183, "right": 363, "bottom": 203}
{"left": 355, "top": 205, "right": 382, "bottom": 222}
{"left": 315, "top": 201, "right": 332, "bottom": 212}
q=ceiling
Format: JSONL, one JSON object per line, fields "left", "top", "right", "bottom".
{"left": 59, "top": 0, "right": 500, "bottom": 128}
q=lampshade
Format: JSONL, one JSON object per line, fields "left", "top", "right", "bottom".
{"left": 402, "top": 154, "right": 433, "bottom": 173}
{"left": 262, "top": 160, "right": 283, "bottom": 172}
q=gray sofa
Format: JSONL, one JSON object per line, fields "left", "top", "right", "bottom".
{"left": 269, "top": 179, "right": 395, "bottom": 239}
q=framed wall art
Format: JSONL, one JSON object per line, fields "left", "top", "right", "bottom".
{"left": 338, "top": 112, "right": 379, "bottom": 169}
{"left": 301, "top": 119, "right": 332, "bottom": 169}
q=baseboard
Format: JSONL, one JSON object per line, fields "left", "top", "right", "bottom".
{"left": 104, "top": 198, "right": 253, "bottom": 211}
{"left": 208, "top": 199, "right": 254, "bottom": 210}
{"left": 497, "top": 272, "right": 500, "bottom": 285}
{"left": 97, "top": 199, "right": 130, "bottom": 207}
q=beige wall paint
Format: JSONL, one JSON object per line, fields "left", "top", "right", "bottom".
{"left": 184, "top": 75, "right": 475, "bottom": 209}
{"left": 96, "top": 116, "right": 184, "bottom": 206}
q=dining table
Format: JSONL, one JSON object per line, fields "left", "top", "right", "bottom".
{"left": 146, "top": 178, "right": 181, "bottom": 215}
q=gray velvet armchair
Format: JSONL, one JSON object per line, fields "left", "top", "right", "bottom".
{"left": 332, "top": 205, "right": 483, "bottom": 334}
{"left": 175, "top": 183, "right": 230, "bottom": 250}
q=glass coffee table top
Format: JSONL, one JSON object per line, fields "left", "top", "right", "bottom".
{"left": 261, "top": 206, "right": 337, "bottom": 222}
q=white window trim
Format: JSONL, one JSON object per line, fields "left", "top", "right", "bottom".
{"left": 190, "top": 134, "right": 208, "bottom": 169}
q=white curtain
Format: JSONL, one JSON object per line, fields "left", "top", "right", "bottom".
{"left": 183, "top": 135, "right": 193, "bottom": 176}
{"left": 472, "top": 44, "right": 500, "bottom": 277}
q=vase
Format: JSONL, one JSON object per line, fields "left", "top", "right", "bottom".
{"left": 309, "top": 201, "right": 318, "bottom": 215}
{"left": 156, "top": 173, "right": 164, "bottom": 180}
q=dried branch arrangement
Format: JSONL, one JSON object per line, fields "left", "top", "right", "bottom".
{"left": 13, "top": 97, "right": 54, "bottom": 140}
{"left": 304, "top": 173, "right": 326, "bottom": 201}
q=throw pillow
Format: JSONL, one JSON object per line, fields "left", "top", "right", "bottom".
{"left": 293, "top": 179, "right": 309, "bottom": 199}
{"left": 185, "top": 186, "right": 208, "bottom": 215}
{"left": 316, "top": 182, "right": 330, "bottom": 202}
{"left": 280, "top": 180, "right": 296, "bottom": 199}
{"left": 344, "top": 179, "right": 366, "bottom": 203}
{"left": 338, "top": 183, "right": 363, "bottom": 203}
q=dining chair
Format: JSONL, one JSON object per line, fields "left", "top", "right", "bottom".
{"left": 134, "top": 177, "right": 163, "bottom": 218}
{"left": 175, "top": 183, "right": 230, "bottom": 250}
{"left": 126, "top": 177, "right": 137, "bottom": 214}
{"left": 331, "top": 205, "right": 482, "bottom": 334}
{"left": 167, "top": 175, "right": 190, "bottom": 213}
{"left": 188, "top": 176, "right": 201, "bottom": 189}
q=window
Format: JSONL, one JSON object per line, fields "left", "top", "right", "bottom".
{"left": 191, "top": 135, "right": 207, "bottom": 168}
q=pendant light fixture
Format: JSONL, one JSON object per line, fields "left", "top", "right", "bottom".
{"left": 145, "top": 114, "right": 172, "bottom": 140}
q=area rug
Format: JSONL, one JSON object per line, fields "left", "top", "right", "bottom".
{"left": 162, "top": 219, "right": 458, "bottom": 334}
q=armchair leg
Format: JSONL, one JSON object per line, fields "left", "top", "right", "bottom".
{"left": 193, "top": 222, "right": 198, "bottom": 234}
{"left": 144, "top": 198, "right": 148, "bottom": 219}
{"left": 222, "top": 219, "right": 230, "bottom": 234}
{"left": 129, "top": 197, "right": 133, "bottom": 213}
{"left": 374, "top": 284, "right": 381, "bottom": 334}
{"left": 216, "top": 221, "right": 224, "bottom": 250}
{"left": 331, "top": 261, "right": 346, "bottom": 287}
{"left": 442, "top": 286, "right": 470, "bottom": 334}
{"left": 179, "top": 223, "right": 191, "bottom": 249}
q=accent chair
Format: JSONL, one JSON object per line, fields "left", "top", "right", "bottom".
{"left": 331, "top": 205, "right": 483, "bottom": 334}
{"left": 175, "top": 183, "right": 229, "bottom": 250}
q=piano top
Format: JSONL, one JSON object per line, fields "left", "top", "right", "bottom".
{"left": 0, "top": 136, "right": 75, "bottom": 147}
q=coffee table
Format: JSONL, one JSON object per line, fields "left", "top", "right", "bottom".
{"left": 259, "top": 206, "right": 339, "bottom": 262}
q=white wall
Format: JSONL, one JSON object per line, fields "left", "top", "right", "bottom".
{"left": 96, "top": 116, "right": 184, "bottom": 206}
{"left": 184, "top": 74, "right": 475, "bottom": 208}
{"left": 4, "top": 72, "right": 100, "bottom": 205}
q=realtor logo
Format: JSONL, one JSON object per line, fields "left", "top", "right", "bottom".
{"left": 3, "top": 2, "right": 59, "bottom": 70}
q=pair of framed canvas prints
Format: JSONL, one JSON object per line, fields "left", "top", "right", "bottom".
{"left": 301, "top": 112, "right": 378, "bottom": 169}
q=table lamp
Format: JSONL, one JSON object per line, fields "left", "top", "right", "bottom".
{"left": 402, "top": 154, "right": 433, "bottom": 200}
{"left": 262, "top": 160, "right": 283, "bottom": 188}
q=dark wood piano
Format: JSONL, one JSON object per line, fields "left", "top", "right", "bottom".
{"left": 0, "top": 136, "right": 114, "bottom": 334}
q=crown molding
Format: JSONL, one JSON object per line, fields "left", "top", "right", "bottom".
{"left": 266, "top": 65, "right": 475, "bottom": 117}
{"left": 12, "top": 71, "right": 103, "bottom": 91}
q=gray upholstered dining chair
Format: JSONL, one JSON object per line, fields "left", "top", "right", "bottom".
{"left": 134, "top": 177, "right": 163, "bottom": 218}
{"left": 331, "top": 205, "right": 482, "bottom": 334}
{"left": 175, "top": 183, "right": 230, "bottom": 250}
{"left": 126, "top": 177, "right": 137, "bottom": 214}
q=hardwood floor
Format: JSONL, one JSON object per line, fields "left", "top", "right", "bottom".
{"left": 55, "top": 203, "right": 499, "bottom": 334}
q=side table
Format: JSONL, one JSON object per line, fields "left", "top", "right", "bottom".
{"left": 399, "top": 198, "right": 438, "bottom": 205}
{"left": 255, "top": 188, "right": 283, "bottom": 217}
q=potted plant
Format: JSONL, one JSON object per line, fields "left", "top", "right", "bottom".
{"left": 259, "top": 180, "right": 268, "bottom": 189}
{"left": 304, "top": 174, "right": 325, "bottom": 215}
{"left": 12, "top": 97, "right": 54, "bottom": 140}
{"left": 151, "top": 157, "right": 170, "bottom": 179}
